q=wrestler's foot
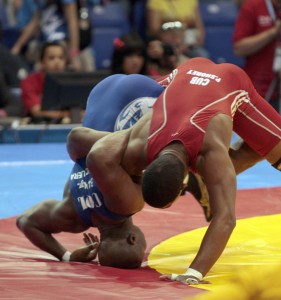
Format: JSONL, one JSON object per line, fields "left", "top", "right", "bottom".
{"left": 182, "top": 172, "right": 212, "bottom": 222}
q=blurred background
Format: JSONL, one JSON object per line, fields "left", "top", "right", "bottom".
{"left": 1, "top": 0, "right": 280, "bottom": 143}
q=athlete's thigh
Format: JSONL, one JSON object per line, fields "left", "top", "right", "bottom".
{"left": 233, "top": 92, "right": 281, "bottom": 157}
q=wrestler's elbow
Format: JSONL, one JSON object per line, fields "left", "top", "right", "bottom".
{"left": 223, "top": 214, "right": 236, "bottom": 232}
{"left": 16, "top": 213, "right": 30, "bottom": 233}
{"left": 86, "top": 149, "right": 97, "bottom": 170}
{"left": 67, "top": 127, "right": 94, "bottom": 161}
{"left": 67, "top": 127, "right": 83, "bottom": 161}
{"left": 86, "top": 142, "right": 109, "bottom": 173}
{"left": 67, "top": 127, "right": 84, "bottom": 144}
{"left": 214, "top": 210, "right": 236, "bottom": 235}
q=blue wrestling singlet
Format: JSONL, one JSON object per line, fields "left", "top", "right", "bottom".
{"left": 82, "top": 74, "right": 164, "bottom": 130}
{"left": 114, "top": 96, "right": 157, "bottom": 131}
{"left": 71, "top": 74, "right": 164, "bottom": 226}
{"left": 70, "top": 159, "right": 131, "bottom": 227}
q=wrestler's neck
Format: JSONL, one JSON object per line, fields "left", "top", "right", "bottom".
{"left": 88, "top": 209, "right": 125, "bottom": 227}
{"left": 160, "top": 141, "right": 189, "bottom": 169}
{"left": 97, "top": 217, "right": 133, "bottom": 236}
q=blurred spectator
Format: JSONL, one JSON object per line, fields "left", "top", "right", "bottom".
{"left": 146, "top": 22, "right": 190, "bottom": 78}
{"left": 233, "top": 0, "right": 281, "bottom": 112}
{"left": 146, "top": 0, "right": 209, "bottom": 58}
{"left": 159, "top": 21, "right": 189, "bottom": 64}
{"left": 110, "top": 28, "right": 189, "bottom": 79}
{"left": 0, "top": 21, "right": 28, "bottom": 87}
{"left": 0, "top": 72, "right": 24, "bottom": 117}
{"left": 146, "top": 38, "right": 177, "bottom": 77}
{"left": 20, "top": 41, "right": 72, "bottom": 124}
{"left": 0, "top": 0, "right": 23, "bottom": 27}
{"left": 11, "top": 0, "right": 95, "bottom": 72}
{"left": 111, "top": 32, "right": 149, "bottom": 75}
{"left": 10, "top": 0, "right": 46, "bottom": 68}
{"left": 127, "top": 0, "right": 148, "bottom": 40}
{"left": 0, "top": 21, "right": 28, "bottom": 117}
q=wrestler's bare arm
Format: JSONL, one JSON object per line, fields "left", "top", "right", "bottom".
{"left": 86, "top": 130, "right": 145, "bottom": 215}
{"left": 67, "top": 127, "right": 110, "bottom": 161}
{"left": 190, "top": 116, "right": 237, "bottom": 276}
{"left": 191, "top": 147, "right": 236, "bottom": 276}
{"left": 16, "top": 182, "right": 98, "bottom": 262}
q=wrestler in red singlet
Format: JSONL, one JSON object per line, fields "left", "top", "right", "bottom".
{"left": 147, "top": 57, "right": 281, "bottom": 172}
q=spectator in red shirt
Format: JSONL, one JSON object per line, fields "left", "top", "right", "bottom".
{"left": 233, "top": 0, "right": 281, "bottom": 112}
{"left": 21, "top": 41, "right": 71, "bottom": 124}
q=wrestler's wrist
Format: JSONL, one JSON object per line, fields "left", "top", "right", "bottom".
{"left": 171, "top": 268, "right": 203, "bottom": 283}
{"left": 184, "top": 268, "right": 203, "bottom": 280}
{"left": 61, "top": 250, "right": 72, "bottom": 262}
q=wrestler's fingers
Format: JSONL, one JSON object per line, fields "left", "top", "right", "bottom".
{"left": 83, "top": 233, "right": 96, "bottom": 247}
{"left": 83, "top": 233, "right": 91, "bottom": 244}
{"left": 88, "top": 232, "right": 99, "bottom": 243}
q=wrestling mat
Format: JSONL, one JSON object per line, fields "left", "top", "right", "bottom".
{"left": 0, "top": 143, "right": 280, "bottom": 299}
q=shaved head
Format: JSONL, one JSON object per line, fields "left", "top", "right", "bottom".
{"left": 98, "top": 224, "right": 147, "bottom": 269}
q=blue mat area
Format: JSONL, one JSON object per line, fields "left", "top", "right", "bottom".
{"left": 0, "top": 143, "right": 69, "bottom": 161}
{"left": 0, "top": 143, "right": 280, "bottom": 219}
{"left": 0, "top": 144, "right": 72, "bottom": 218}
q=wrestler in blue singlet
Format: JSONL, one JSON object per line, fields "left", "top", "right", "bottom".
{"left": 69, "top": 74, "right": 164, "bottom": 226}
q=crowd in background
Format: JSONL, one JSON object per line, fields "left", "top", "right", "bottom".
{"left": 0, "top": 0, "right": 280, "bottom": 124}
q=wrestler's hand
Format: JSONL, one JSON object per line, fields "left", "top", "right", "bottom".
{"left": 160, "top": 274, "right": 210, "bottom": 285}
{"left": 70, "top": 233, "right": 100, "bottom": 262}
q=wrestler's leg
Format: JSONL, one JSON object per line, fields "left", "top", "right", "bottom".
{"left": 229, "top": 138, "right": 263, "bottom": 175}
{"left": 265, "top": 140, "right": 281, "bottom": 171}
{"left": 233, "top": 86, "right": 281, "bottom": 173}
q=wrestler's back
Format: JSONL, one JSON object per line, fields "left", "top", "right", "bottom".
{"left": 147, "top": 58, "right": 252, "bottom": 167}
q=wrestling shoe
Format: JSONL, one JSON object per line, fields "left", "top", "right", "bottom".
{"left": 181, "top": 172, "right": 212, "bottom": 222}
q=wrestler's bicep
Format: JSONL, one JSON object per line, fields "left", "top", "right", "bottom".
{"left": 86, "top": 132, "right": 143, "bottom": 214}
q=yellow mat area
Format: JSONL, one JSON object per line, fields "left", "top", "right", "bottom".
{"left": 148, "top": 214, "right": 281, "bottom": 293}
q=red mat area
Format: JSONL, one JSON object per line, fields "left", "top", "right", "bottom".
{"left": 1, "top": 187, "right": 280, "bottom": 299}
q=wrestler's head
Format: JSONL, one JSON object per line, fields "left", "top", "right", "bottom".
{"left": 98, "top": 221, "right": 147, "bottom": 269}
{"left": 142, "top": 153, "right": 185, "bottom": 208}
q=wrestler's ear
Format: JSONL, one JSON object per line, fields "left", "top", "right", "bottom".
{"left": 127, "top": 233, "right": 137, "bottom": 245}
